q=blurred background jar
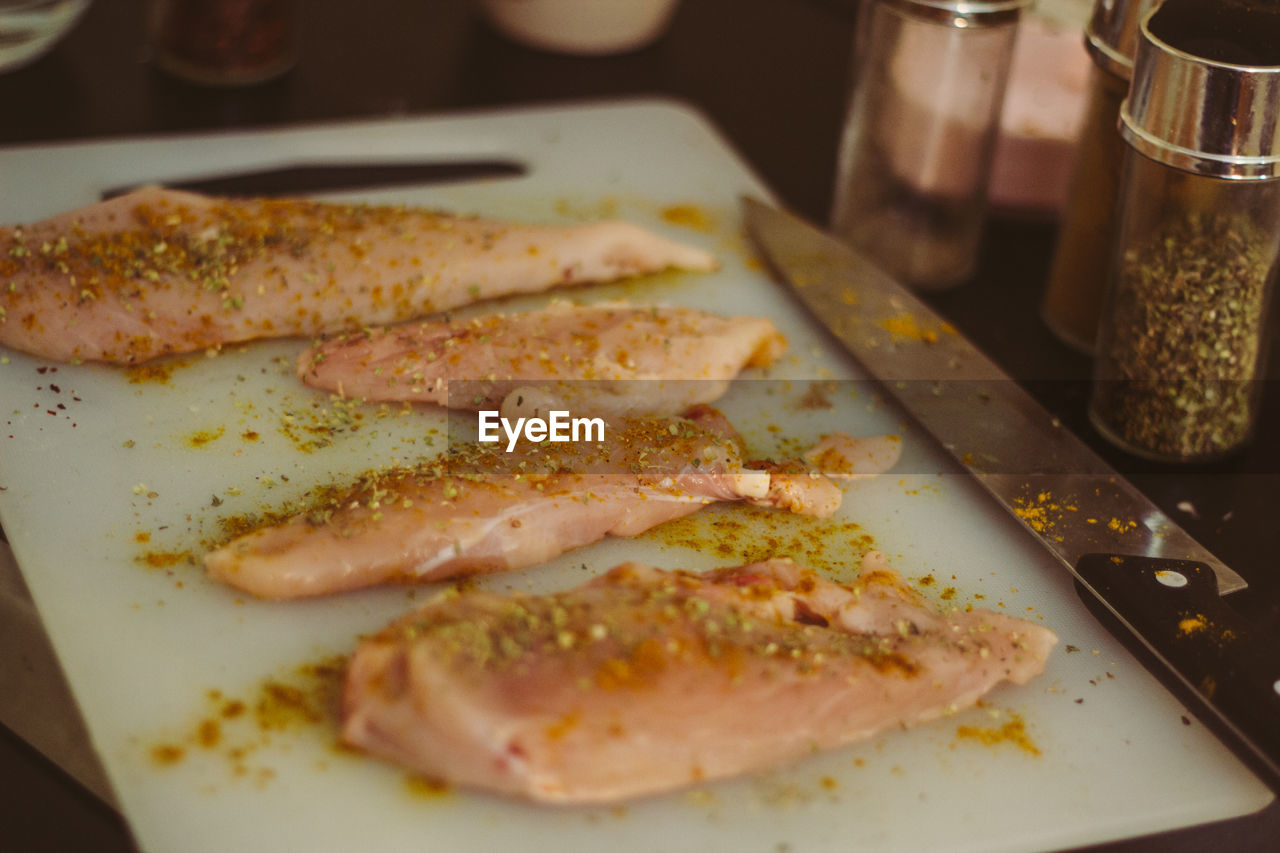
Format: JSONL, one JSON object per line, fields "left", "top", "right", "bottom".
{"left": 1040, "top": 0, "right": 1159, "bottom": 354}
{"left": 1089, "top": 0, "right": 1280, "bottom": 462}
{"left": 0, "top": 0, "right": 90, "bottom": 73}
{"left": 150, "top": 0, "right": 298, "bottom": 86}
{"left": 830, "top": 0, "right": 1031, "bottom": 291}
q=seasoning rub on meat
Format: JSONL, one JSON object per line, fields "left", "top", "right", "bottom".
{"left": 342, "top": 552, "right": 1057, "bottom": 803}
{"left": 0, "top": 187, "right": 716, "bottom": 364}
{"left": 204, "top": 407, "right": 900, "bottom": 599}
{"left": 297, "top": 300, "right": 787, "bottom": 416}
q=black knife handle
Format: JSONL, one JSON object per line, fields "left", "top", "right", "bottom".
{"left": 1075, "top": 553, "right": 1280, "bottom": 791}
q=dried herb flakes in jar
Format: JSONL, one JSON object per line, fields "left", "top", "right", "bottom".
{"left": 1092, "top": 211, "right": 1274, "bottom": 460}
{"left": 1087, "top": 0, "right": 1280, "bottom": 463}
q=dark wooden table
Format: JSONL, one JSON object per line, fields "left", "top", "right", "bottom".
{"left": 1, "top": 1, "right": 1276, "bottom": 850}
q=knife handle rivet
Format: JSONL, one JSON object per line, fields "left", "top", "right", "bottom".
{"left": 1274, "top": 680, "right": 1280, "bottom": 697}
{"left": 1154, "top": 570, "right": 1188, "bottom": 588}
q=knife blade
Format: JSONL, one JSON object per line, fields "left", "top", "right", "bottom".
{"left": 742, "top": 196, "right": 1280, "bottom": 789}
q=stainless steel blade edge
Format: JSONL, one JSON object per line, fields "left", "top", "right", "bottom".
{"left": 740, "top": 196, "right": 1245, "bottom": 594}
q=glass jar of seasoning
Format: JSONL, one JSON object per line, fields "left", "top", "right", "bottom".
{"left": 150, "top": 0, "right": 298, "bottom": 87}
{"left": 830, "top": 0, "right": 1031, "bottom": 291}
{"left": 1089, "top": 0, "right": 1280, "bottom": 462}
{"left": 1040, "top": 0, "right": 1159, "bottom": 353}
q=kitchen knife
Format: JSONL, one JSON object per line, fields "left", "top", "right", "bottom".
{"left": 742, "top": 196, "right": 1280, "bottom": 790}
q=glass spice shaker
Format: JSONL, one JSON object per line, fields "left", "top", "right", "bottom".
{"left": 1040, "top": 0, "right": 1159, "bottom": 353}
{"left": 830, "top": 0, "right": 1031, "bottom": 291}
{"left": 1089, "top": 0, "right": 1280, "bottom": 462}
{"left": 150, "top": 0, "right": 299, "bottom": 87}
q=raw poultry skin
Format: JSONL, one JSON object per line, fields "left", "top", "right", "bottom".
{"left": 0, "top": 187, "right": 716, "bottom": 364}
{"left": 296, "top": 300, "right": 787, "bottom": 416}
{"left": 204, "top": 407, "right": 899, "bottom": 599}
{"left": 342, "top": 552, "right": 1058, "bottom": 803}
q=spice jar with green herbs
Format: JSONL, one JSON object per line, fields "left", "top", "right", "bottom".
{"left": 1089, "top": 0, "right": 1280, "bottom": 462}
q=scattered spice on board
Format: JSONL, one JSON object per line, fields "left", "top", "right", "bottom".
{"left": 185, "top": 426, "right": 226, "bottom": 448}
{"left": 138, "top": 549, "right": 194, "bottom": 570}
{"left": 795, "top": 380, "right": 837, "bottom": 410}
{"left": 126, "top": 360, "right": 182, "bottom": 385}
{"left": 404, "top": 774, "right": 453, "bottom": 800}
{"left": 644, "top": 502, "right": 876, "bottom": 581}
{"left": 954, "top": 708, "right": 1041, "bottom": 757}
{"left": 1091, "top": 211, "right": 1274, "bottom": 460}
{"left": 660, "top": 204, "right": 714, "bottom": 233}
{"left": 143, "top": 655, "right": 346, "bottom": 784}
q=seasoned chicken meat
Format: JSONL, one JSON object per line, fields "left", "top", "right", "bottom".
{"left": 205, "top": 408, "right": 899, "bottom": 599}
{"left": 0, "top": 188, "right": 715, "bottom": 364}
{"left": 297, "top": 300, "right": 786, "bottom": 416}
{"left": 342, "top": 552, "right": 1057, "bottom": 802}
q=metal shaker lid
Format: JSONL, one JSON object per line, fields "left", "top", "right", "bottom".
{"left": 881, "top": 0, "right": 1031, "bottom": 27}
{"left": 1085, "top": 0, "right": 1160, "bottom": 79}
{"left": 1120, "top": 0, "right": 1280, "bottom": 179}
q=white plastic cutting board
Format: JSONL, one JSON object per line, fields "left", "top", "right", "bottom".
{"left": 0, "top": 100, "right": 1271, "bottom": 853}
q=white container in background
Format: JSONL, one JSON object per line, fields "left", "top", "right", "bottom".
{"left": 0, "top": 0, "right": 90, "bottom": 73}
{"left": 480, "top": 0, "right": 681, "bottom": 56}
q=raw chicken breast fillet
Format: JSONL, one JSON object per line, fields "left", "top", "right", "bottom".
{"left": 342, "top": 552, "right": 1058, "bottom": 802}
{"left": 204, "top": 407, "right": 899, "bottom": 599}
{"left": 297, "top": 300, "right": 786, "bottom": 416}
{"left": 0, "top": 188, "right": 715, "bottom": 364}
